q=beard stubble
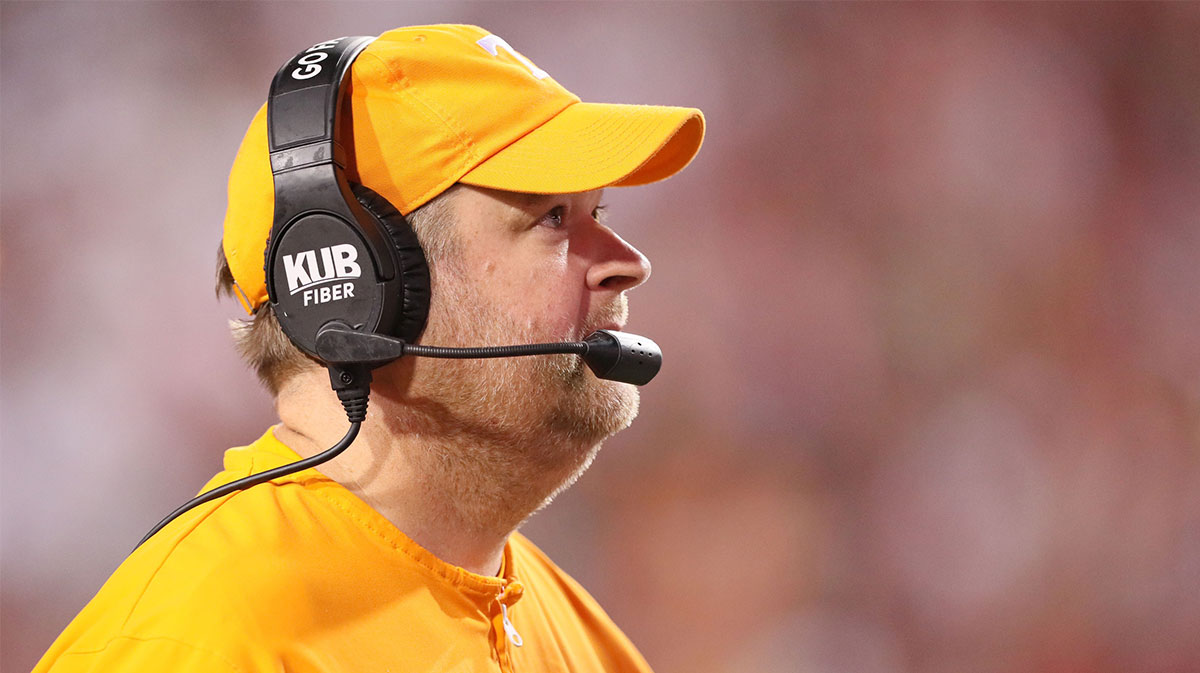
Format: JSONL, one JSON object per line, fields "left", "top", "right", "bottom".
{"left": 384, "top": 262, "right": 642, "bottom": 530}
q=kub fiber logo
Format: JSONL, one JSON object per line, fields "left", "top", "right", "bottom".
{"left": 283, "top": 244, "right": 361, "bottom": 306}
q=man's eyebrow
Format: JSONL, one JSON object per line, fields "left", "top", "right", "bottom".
{"left": 505, "top": 190, "right": 606, "bottom": 214}
{"left": 510, "top": 192, "right": 555, "bottom": 209}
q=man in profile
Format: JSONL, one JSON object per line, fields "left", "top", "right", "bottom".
{"left": 36, "top": 24, "right": 703, "bottom": 672}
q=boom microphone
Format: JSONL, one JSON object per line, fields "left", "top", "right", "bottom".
{"left": 315, "top": 322, "right": 662, "bottom": 386}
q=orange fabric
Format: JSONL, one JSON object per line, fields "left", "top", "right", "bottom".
{"left": 222, "top": 24, "right": 704, "bottom": 314}
{"left": 34, "top": 429, "right": 654, "bottom": 673}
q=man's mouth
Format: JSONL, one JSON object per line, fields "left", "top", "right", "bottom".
{"left": 579, "top": 299, "right": 630, "bottom": 340}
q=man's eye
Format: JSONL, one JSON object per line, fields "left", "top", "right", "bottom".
{"left": 539, "top": 206, "right": 565, "bottom": 229}
{"left": 592, "top": 205, "right": 608, "bottom": 223}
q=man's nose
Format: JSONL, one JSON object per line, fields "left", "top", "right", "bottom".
{"left": 586, "top": 226, "right": 652, "bottom": 293}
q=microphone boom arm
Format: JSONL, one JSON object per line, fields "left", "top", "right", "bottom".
{"left": 314, "top": 322, "right": 661, "bottom": 385}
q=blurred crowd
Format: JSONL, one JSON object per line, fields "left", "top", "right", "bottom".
{"left": 3, "top": 3, "right": 1199, "bottom": 672}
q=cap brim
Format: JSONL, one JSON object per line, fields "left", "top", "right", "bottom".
{"left": 458, "top": 102, "right": 704, "bottom": 194}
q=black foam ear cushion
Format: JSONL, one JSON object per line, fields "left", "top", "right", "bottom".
{"left": 350, "top": 183, "right": 430, "bottom": 345}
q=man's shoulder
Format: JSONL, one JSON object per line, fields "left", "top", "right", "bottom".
{"left": 36, "top": 447, "right": 422, "bottom": 671}
{"left": 508, "top": 532, "right": 619, "bottom": 616}
{"left": 508, "top": 533, "right": 655, "bottom": 672}
{"left": 509, "top": 532, "right": 593, "bottom": 597}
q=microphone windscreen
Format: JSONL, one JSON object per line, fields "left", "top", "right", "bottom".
{"left": 581, "top": 330, "right": 662, "bottom": 386}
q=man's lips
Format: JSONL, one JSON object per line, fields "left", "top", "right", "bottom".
{"left": 576, "top": 321, "right": 624, "bottom": 341}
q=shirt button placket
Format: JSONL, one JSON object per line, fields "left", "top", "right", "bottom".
{"left": 493, "top": 580, "right": 525, "bottom": 672}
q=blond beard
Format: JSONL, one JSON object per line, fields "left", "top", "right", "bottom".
{"left": 377, "top": 263, "right": 641, "bottom": 534}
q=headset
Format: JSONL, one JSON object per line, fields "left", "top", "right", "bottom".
{"left": 136, "top": 36, "right": 662, "bottom": 549}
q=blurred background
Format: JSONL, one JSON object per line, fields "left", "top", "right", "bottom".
{"left": 4, "top": 2, "right": 1200, "bottom": 672}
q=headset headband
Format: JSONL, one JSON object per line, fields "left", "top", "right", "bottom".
{"left": 265, "top": 36, "right": 393, "bottom": 269}
{"left": 268, "top": 36, "right": 374, "bottom": 158}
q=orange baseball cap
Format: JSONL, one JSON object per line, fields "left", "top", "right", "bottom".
{"left": 223, "top": 24, "right": 705, "bottom": 314}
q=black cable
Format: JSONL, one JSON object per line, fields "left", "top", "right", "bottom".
{"left": 134, "top": 421, "right": 361, "bottom": 550}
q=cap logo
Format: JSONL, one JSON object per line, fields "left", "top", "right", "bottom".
{"left": 476, "top": 34, "right": 549, "bottom": 80}
{"left": 282, "top": 244, "right": 362, "bottom": 307}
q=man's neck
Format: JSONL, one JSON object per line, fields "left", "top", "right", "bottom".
{"left": 273, "top": 368, "right": 590, "bottom": 576}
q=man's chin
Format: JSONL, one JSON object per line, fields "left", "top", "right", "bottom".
{"left": 546, "top": 372, "right": 641, "bottom": 444}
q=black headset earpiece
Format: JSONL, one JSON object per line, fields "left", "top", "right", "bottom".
{"left": 263, "top": 36, "right": 430, "bottom": 359}
{"left": 348, "top": 183, "right": 430, "bottom": 344}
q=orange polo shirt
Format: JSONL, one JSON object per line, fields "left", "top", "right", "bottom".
{"left": 35, "top": 429, "right": 653, "bottom": 673}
